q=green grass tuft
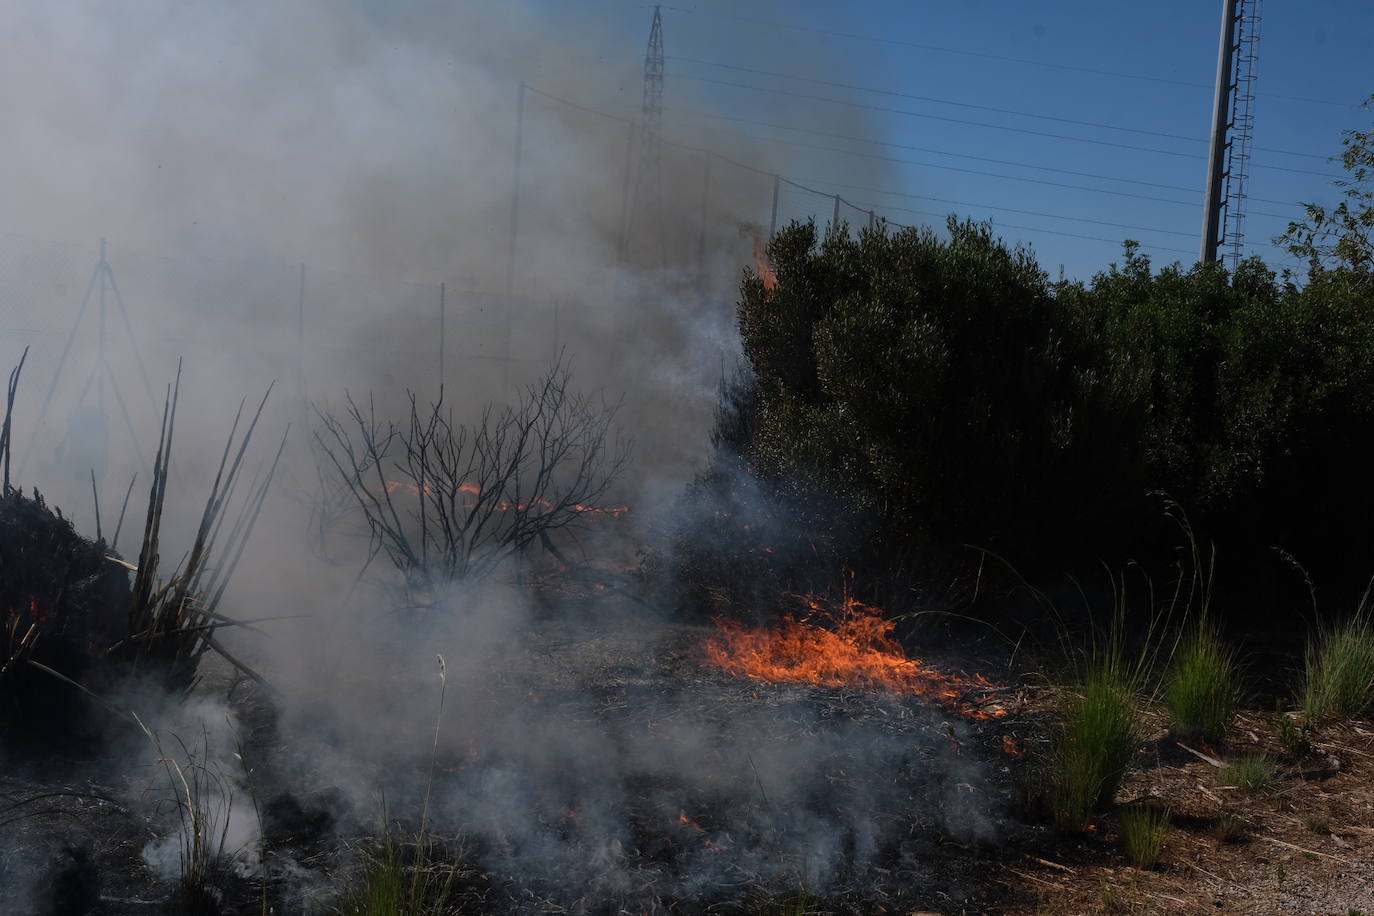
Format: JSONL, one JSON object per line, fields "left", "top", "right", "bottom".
{"left": 335, "top": 826, "right": 465, "bottom": 916}
{"left": 1050, "top": 661, "right": 1145, "bottom": 832}
{"left": 1165, "top": 623, "right": 1242, "bottom": 744}
{"left": 1218, "top": 753, "right": 1279, "bottom": 792}
{"left": 1302, "top": 610, "right": 1374, "bottom": 722}
{"left": 1117, "top": 803, "right": 1169, "bottom": 869}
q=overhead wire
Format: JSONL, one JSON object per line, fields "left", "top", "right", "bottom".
{"left": 527, "top": 83, "right": 1218, "bottom": 254}
{"left": 662, "top": 6, "right": 1357, "bottom": 112}
{"left": 669, "top": 55, "right": 1209, "bottom": 144}
{"left": 667, "top": 106, "right": 1314, "bottom": 213}
{"left": 677, "top": 74, "right": 1343, "bottom": 178}
{"left": 668, "top": 55, "right": 1342, "bottom": 164}
{"left": 670, "top": 105, "right": 1204, "bottom": 193}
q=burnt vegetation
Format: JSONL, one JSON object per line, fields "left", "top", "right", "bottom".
{"left": 5, "top": 96, "right": 1374, "bottom": 916}
{"left": 313, "top": 356, "right": 631, "bottom": 600}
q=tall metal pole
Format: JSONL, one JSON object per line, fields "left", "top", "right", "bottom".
{"left": 98, "top": 238, "right": 107, "bottom": 414}
{"left": 616, "top": 122, "right": 635, "bottom": 265}
{"left": 696, "top": 152, "right": 712, "bottom": 287}
{"left": 504, "top": 81, "right": 526, "bottom": 396}
{"left": 768, "top": 174, "right": 780, "bottom": 239}
{"left": 505, "top": 81, "right": 526, "bottom": 305}
{"left": 1201, "top": 0, "right": 1240, "bottom": 264}
{"left": 438, "top": 281, "right": 446, "bottom": 392}
{"left": 297, "top": 263, "right": 306, "bottom": 407}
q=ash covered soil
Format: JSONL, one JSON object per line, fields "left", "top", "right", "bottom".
{"left": 0, "top": 596, "right": 1050, "bottom": 915}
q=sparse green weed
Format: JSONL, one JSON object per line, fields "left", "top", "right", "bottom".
{"left": 1211, "top": 810, "right": 1248, "bottom": 844}
{"left": 1219, "top": 753, "right": 1279, "bottom": 792}
{"left": 1272, "top": 701, "right": 1314, "bottom": 757}
{"left": 1117, "top": 803, "right": 1169, "bottom": 869}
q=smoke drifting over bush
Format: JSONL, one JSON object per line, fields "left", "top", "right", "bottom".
{"left": 1, "top": 3, "right": 975, "bottom": 911}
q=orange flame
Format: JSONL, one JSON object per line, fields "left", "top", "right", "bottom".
{"left": 677, "top": 811, "right": 704, "bottom": 834}
{"left": 752, "top": 233, "right": 778, "bottom": 293}
{"left": 380, "top": 479, "right": 629, "bottom": 518}
{"left": 704, "top": 594, "right": 1006, "bottom": 720}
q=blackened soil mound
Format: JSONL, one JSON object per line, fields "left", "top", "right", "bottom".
{"left": 1, "top": 490, "right": 131, "bottom": 745}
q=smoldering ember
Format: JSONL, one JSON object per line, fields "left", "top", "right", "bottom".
{"left": 5, "top": 4, "right": 1374, "bottom": 916}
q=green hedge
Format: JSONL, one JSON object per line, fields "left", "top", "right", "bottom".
{"left": 703, "top": 218, "right": 1374, "bottom": 610}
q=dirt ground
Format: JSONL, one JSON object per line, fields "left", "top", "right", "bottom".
{"left": 999, "top": 708, "right": 1374, "bottom": 916}
{"left": 4, "top": 592, "right": 1374, "bottom": 914}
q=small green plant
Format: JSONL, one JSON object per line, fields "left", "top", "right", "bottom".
{"left": 1219, "top": 753, "right": 1279, "bottom": 792}
{"left": 751, "top": 886, "right": 817, "bottom": 916}
{"left": 334, "top": 656, "right": 468, "bottom": 916}
{"left": 1211, "top": 810, "right": 1248, "bottom": 844}
{"left": 1303, "top": 812, "right": 1331, "bottom": 834}
{"left": 1165, "top": 622, "right": 1241, "bottom": 744}
{"left": 336, "top": 824, "right": 466, "bottom": 916}
{"left": 136, "top": 716, "right": 250, "bottom": 912}
{"left": 1117, "top": 803, "right": 1169, "bottom": 869}
{"left": 1272, "top": 701, "right": 1314, "bottom": 757}
{"left": 1302, "top": 607, "right": 1374, "bottom": 721}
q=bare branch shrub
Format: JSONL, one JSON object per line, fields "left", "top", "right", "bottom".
{"left": 314, "top": 357, "right": 631, "bottom": 596}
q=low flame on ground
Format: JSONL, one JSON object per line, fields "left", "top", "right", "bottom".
{"left": 751, "top": 232, "right": 778, "bottom": 293}
{"left": 704, "top": 593, "right": 1007, "bottom": 720}
{"left": 380, "top": 479, "right": 629, "bottom": 518}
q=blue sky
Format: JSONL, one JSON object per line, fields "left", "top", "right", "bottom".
{"left": 531, "top": 0, "right": 1374, "bottom": 282}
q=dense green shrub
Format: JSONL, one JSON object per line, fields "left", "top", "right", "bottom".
{"left": 733, "top": 218, "right": 1131, "bottom": 569}
{"left": 701, "top": 215, "right": 1374, "bottom": 617}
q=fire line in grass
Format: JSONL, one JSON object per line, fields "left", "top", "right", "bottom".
{"left": 704, "top": 593, "right": 1007, "bottom": 720}
{"left": 381, "top": 478, "right": 630, "bottom": 518}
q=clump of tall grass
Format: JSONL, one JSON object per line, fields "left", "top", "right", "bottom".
{"left": 1050, "top": 654, "right": 1146, "bottom": 831}
{"left": 1218, "top": 753, "right": 1279, "bottom": 792}
{"left": 335, "top": 825, "right": 466, "bottom": 916}
{"left": 1116, "top": 803, "right": 1169, "bottom": 869}
{"left": 1164, "top": 621, "right": 1242, "bottom": 744}
{"left": 1302, "top": 605, "right": 1374, "bottom": 722}
{"left": 334, "top": 656, "right": 469, "bottom": 916}
{"left": 137, "top": 715, "right": 252, "bottom": 913}
{"left": 1046, "top": 575, "right": 1160, "bottom": 831}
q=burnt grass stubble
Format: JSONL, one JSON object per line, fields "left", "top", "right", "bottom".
{"left": 1, "top": 565, "right": 1082, "bottom": 915}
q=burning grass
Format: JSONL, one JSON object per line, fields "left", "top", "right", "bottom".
{"left": 703, "top": 591, "right": 1008, "bottom": 719}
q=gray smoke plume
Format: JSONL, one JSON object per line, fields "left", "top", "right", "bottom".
{"left": 0, "top": 3, "right": 972, "bottom": 911}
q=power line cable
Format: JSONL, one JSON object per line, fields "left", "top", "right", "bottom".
{"left": 526, "top": 83, "right": 1303, "bottom": 253}
{"left": 670, "top": 55, "right": 1208, "bottom": 144}
{"left": 663, "top": 6, "right": 1356, "bottom": 110}
{"left": 677, "top": 75, "right": 1342, "bottom": 177}
{"left": 664, "top": 124, "right": 1201, "bottom": 207}
{"left": 679, "top": 74, "right": 1209, "bottom": 160}
{"left": 675, "top": 108, "right": 1348, "bottom": 201}
{"left": 669, "top": 55, "right": 1341, "bottom": 163}
{"left": 528, "top": 83, "right": 1312, "bottom": 214}
{"left": 671, "top": 106, "right": 1206, "bottom": 195}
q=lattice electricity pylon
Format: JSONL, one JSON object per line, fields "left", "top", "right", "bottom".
{"left": 624, "top": 5, "right": 666, "bottom": 266}
{"left": 19, "top": 239, "right": 159, "bottom": 483}
{"left": 1221, "top": 0, "right": 1262, "bottom": 271}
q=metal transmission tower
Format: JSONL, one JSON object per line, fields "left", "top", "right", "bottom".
{"left": 1221, "top": 0, "right": 1262, "bottom": 270}
{"left": 1200, "top": 0, "right": 1263, "bottom": 266}
{"left": 623, "top": 5, "right": 666, "bottom": 265}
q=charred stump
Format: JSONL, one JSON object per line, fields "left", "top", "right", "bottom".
{"left": 0, "top": 489, "right": 131, "bottom": 743}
